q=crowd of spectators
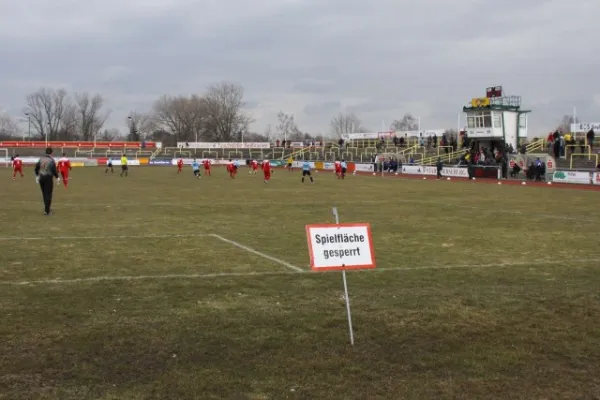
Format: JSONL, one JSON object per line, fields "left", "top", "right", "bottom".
{"left": 546, "top": 129, "right": 595, "bottom": 159}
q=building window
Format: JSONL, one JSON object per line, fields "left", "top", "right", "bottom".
{"left": 467, "top": 116, "right": 475, "bottom": 128}
{"left": 519, "top": 114, "right": 527, "bottom": 128}
{"left": 493, "top": 112, "right": 502, "bottom": 128}
{"left": 468, "top": 111, "right": 492, "bottom": 129}
{"left": 484, "top": 113, "right": 492, "bottom": 128}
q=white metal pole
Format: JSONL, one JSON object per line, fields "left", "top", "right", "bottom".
{"left": 332, "top": 206, "right": 355, "bottom": 346}
{"left": 418, "top": 116, "right": 421, "bottom": 134}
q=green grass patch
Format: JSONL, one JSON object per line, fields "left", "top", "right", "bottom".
{"left": 1, "top": 166, "right": 599, "bottom": 399}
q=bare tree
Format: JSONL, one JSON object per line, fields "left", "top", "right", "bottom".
{"left": 203, "top": 82, "right": 253, "bottom": 142}
{"left": 98, "top": 128, "right": 123, "bottom": 141}
{"left": 126, "top": 111, "right": 158, "bottom": 141}
{"left": 243, "top": 131, "right": 270, "bottom": 142}
{"left": 276, "top": 110, "right": 298, "bottom": 142}
{"left": 58, "top": 105, "right": 79, "bottom": 140}
{"left": 556, "top": 114, "right": 578, "bottom": 133}
{"left": 75, "top": 92, "right": 109, "bottom": 141}
{"left": 330, "top": 112, "right": 366, "bottom": 136}
{"left": 0, "top": 113, "right": 21, "bottom": 140}
{"left": 264, "top": 124, "right": 273, "bottom": 142}
{"left": 391, "top": 113, "right": 418, "bottom": 131}
{"left": 23, "top": 88, "right": 73, "bottom": 140}
{"left": 152, "top": 95, "right": 206, "bottom": 142}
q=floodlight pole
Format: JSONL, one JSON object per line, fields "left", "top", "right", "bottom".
{"left": 332, "top": 206, "right": 355, "bottom": 346}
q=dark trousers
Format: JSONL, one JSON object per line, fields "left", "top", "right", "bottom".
{"left": 39, "top": 177, "right": 54, "bottom": 213}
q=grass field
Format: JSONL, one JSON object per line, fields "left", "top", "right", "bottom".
{"left": 1, "top": 165, "right": 600, "bottom": 400}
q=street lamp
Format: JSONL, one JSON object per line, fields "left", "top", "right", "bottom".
{"left": 24, "top": 113, "right": 31, "bottom": 141}
{"left": 128, "top": 116, "right": 133, "bottom": 140}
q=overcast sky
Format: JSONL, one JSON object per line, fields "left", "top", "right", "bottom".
{"left": 1, "top": 0, "right": 599, "bottom": 136}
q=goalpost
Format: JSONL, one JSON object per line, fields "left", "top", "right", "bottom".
{"left": 0, "top": 149, "right": 8, "bottom": 168}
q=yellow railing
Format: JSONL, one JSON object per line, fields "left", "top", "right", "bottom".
{"left": 437, "top": 146, "right": 454, "bottom": 156}
{"left": 570, "top": 153, "right": 598, "bottom": 169}
{"left": 526, "top": 138, "right": 545, "bottom": 153}
{"left": 135, "top": 150, "right": 153, "bottom": 159}
{"left": 566, "top": 144, "right": 592, "bottom": 158}
{"left": 282, "top": 145, "right": 313, "bottom": 160}
{"left": 398, "top": 144, "right": 419, "bottom": 158}
{"left": 75, "top": 149, "right": 93, "bottom": 158}
{"left": 202, "top": 151, "right": 218, "bottom": 159}
{"left": 174, "top": 150, "right": 191, "bottom": 158}
{"left": 149, "top": 147, "right": 162, "bottom": 160}
{"left": 418, "top": 148, "right": 468, "bottom": 166}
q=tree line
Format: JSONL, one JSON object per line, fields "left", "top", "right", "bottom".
{"left": 0, "top": 82, "right": 256, "bottom": 145}
{"left": 6, "top": 83, "right": 577, "bottom": 143}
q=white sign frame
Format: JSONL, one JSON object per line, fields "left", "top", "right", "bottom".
{"left": 306, "top": 223, "right": 375, "bottom": 271}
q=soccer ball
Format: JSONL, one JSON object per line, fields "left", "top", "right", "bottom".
{"left": 394, "top": 172, "right": 398, "bottom": 175}
{"left": 497, "top": 181, "right": 502, "bottom": 185}
{"left": 372, "top": 172, "right": 376, "bottom": 175}
{"left": 446, "top": 177, "right": 450, "bottom": 180}
{"left": 423, "top": 177, "right": 426, "bottom": 180}
{"left": 547, "top": 182, "right": 552, "bottom": 185}
{"left": 521, "top": 182, "right": 526, "bottom": 185}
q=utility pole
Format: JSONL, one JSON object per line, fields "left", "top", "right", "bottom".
{"left": 25, "top": 113, "right": 31, "bottom": 141}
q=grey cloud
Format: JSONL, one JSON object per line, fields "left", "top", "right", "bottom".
{"left": 1, "top": 0, "right": 599, "bottom": 135}
{"left": 303, "top": 101, "right": 341, "bottom": 115}
{"left": 292, "top": 80, "right": 335, "bottom": 94}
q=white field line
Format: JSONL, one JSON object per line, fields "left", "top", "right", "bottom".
{"left": 1, "top": 258, "right": 598, "bottom": 286}
{"left": 209, "top": 233, "right": 303, "bottom": 272}
{"left": 0, "top": 232, "right": 303, "bottom": 273}
{"left": 0, "top": 233, "right": 210, "bottom": 241}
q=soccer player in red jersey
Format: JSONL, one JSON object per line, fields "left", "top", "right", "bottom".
{"left": 262, "top": 159, "right": 271, "bottom": 183}
{"left": 227, "top": 159, "right": 236, "bottom": 179}
{"left": 203, "top": 159, "right": 211, "bottom": 176}
{"left": 177, "top": 158, "right": 183, "bottom": 173}
{"left": 250, "top": 159, "right": 259, "bottom": 175}
{"left": 57, "top": 153, "right": 71, "bottom": 188}
{"left": 12, "top": 155, "right": 24, "bottom": 180}
{"left": 334, "top": 159, "right": 342, "bottom": 178}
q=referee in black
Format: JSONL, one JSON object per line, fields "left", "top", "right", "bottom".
{"left": 34, "top": 147, "right": 59, "bottom": 215}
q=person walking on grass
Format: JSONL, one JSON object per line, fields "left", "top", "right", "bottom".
{"left": 34, "top": 147, "right": 59, "bottom": 216}
{"left": 120, "top": 154, "right": 128, "bottom": 177}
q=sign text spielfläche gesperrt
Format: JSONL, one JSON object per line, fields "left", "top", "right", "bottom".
{"left": 314, "top": 232, "right": 365, "bottom": 260}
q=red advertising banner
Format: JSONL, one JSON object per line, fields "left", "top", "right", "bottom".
{"left": 0, "top": 141, "right": 156, "bottom": 149}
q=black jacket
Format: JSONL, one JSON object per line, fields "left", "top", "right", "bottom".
{"left": 35, "top": 155, "right": 58, "bottom": 179}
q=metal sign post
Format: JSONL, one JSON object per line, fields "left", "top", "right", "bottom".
{"left": 332, "top": 206, "right": 355, "bottom": 346}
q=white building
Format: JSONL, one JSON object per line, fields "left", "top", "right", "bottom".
{"left": 462, "top": 95, "right": 529, "bottom": 150}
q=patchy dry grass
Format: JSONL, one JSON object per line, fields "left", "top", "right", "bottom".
{"left": 1, "top": 165, "right": 600, "bottom": 399}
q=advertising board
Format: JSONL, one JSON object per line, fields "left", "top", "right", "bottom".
{"left": 552, "top": 170, "right": 591, "bottom": 184}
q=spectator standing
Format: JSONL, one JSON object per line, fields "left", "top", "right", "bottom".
{"left": 436, "top": 158, "right": 443, "bottom": 179}
{"left": 587, "top": 129, "right": 595, "bottom": 150}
